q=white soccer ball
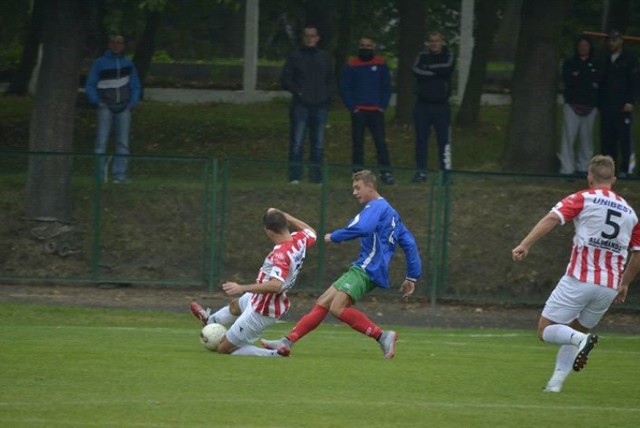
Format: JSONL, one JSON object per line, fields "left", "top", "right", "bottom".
{"left": 200, "top": 323, "right": 227, "bottom": 351}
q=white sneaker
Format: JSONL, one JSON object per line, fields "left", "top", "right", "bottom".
{"left": 543, "top": 384, "right": 562, "bottom": 393}
{"left": 378, "top": 331, "right": 397, "bottom": 359}
{"left": 573, "top": 333, "right": 598, "bottom": 372}
{"left": 260, "top": 337, "right": 292, "bottom": 350}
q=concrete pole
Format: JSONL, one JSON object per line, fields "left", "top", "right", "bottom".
{"left": 243, "top": 0, "right": 259, "bottom": 92}
{"left": 457, "top": 0, "right": 474, "bottom": 101}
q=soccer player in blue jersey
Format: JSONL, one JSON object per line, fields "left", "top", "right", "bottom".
{"left": 262, "top": 170, "right": 421, "bottom": 358}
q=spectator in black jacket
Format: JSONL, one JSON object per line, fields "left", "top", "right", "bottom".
{"left": 599, "top": 30, "right": 639, "bottom": 177}
{"left": 558, "top": 36, "right": 602, "bottom": 176}
{"left": 281, "top": 26, "right": 334, "bottom": 184}
{"left": 411, "top": 32, "right": 454, "bottom": 183}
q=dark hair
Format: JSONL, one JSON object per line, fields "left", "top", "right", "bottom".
{"left": 574, "top": 35, "right": 593, "bottom": 57}
{"left": 263, "top": 209, "right": 288, "bottom": 233}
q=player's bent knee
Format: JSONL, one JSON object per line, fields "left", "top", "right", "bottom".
{"left": 569, "top": 319, "right": 590, "bottom": 333}
{"left": 216, "top": 337, "right": 235, "bottom": 354}
{"left": 229, "top": 298, "right": 241, "bottom": 316}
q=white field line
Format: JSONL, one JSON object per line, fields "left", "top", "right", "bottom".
{"left": 3, "top": 325, "right": 640, "bottom": 339}
{"left": 1, "top": 396, "right": 640, "bottom": 413}
{"left": 0, "top": 418, "right": 259, "bottom": 428}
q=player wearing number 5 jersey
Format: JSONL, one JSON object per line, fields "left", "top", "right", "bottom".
{"left": 262, "top": 170, "right": 421, "bottom": 359}
{"left": 190, "top": 208, "right": 316, "bottom": 357}
{"left": 512, "top": 155, "right": 640, "bottom": 393}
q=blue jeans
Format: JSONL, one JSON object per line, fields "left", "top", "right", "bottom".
{"left": 288, "top": 102, "right": 327, "bottom": 182}
{"left": 94, "top": 105, "right": 132, "bottom": 181}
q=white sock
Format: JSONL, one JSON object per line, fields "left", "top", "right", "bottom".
{"left": 547, "top": 345, "right": 578, "bottom": 388}
{"left": 231, "top": 346, "right": 281, "bottom": 357}
{"left": 209, "top": 306, "right": 237, "bottom": 325}
{"left": 542, "top": 324, "right": 586, "bottom": 346}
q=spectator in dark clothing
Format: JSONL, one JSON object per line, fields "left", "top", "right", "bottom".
{"left": 340, "top": 37, "right": 395, "bottom": 185}
{"left": 281, "top": 26, "right": 334, "bottom": 184}
{"left": 558, "top": 36, "right": 602, "bottom": 176}
{"left": 599, "top": 29, "right": 639, "bottom": 177}
{"left": 411, "top": 31, "right": 454, "bottom": 183}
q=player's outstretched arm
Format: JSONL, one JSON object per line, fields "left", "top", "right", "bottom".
{"left": 512, "top": 212, "right": 560, "bottom": 261}
{"left": 615, "top": 252, "right": 640, "bottom": 304}
{"left": 397, "top": 223, "right": 421, "bottom": 287}
{"left": 222, "top": 278, "right": 283, "bottom": 296}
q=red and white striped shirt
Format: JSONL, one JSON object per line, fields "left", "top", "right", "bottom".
{"left": 552, "top": 187, "right": 640, "bottom": 289}
{"left": 250, "top": 228, "right": 316, "bottom": 318}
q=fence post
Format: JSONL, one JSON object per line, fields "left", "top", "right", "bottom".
{"left": 215, "top": 159, "right": 231, "bottom": 290}
{"left": 91, "top": 154, "right": 103, "bottom": 283}
{"left": 429, "top": 171, "right": 447, "bottom": 308}
{"left": 439, "top": 173, "right": 452, "bottom": 293}
{"left": 207, "top": 159, "right": 218, "bottom": 292}
{"left": 315, "top": 163, "right": 329, "bottom": 289}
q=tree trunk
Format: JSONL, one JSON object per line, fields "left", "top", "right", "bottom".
{"left": 505, "top": 0, "right": 571, "bottom": 174}
{"left": 6, "top": 0, "right": 46, "bottom": 96}
{"left": 394, "top": 0, "right": 426, "bottom": 125}
{"left": 333, "top": 0, "right": 353, "bottom": 86}
{"left": 456, "top": 0, "right": 503, "bottom": 127}
{"left": 604, "top": 0, "right": 631, "bottom": 32}
{"left": 133, "top": 9, "right": 162, "bottom": 98}
{"left": 26, "top": 0, "right": 93, "bottom": 222}
{"left": 222, "top": 4, "right": 245, "bottom": 57}
{"left": 490, "top": 0, "right": 522, "bottom": 61}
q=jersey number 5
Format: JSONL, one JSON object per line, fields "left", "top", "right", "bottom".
{"left": 602, "top": 209, "right": 622, "bottom": 240}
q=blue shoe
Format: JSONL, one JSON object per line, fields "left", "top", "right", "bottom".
{"left": 112, "top": 177, "right": 131, "bottom": 184}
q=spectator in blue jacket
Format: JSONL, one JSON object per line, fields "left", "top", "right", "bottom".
{"left": 261, "top": 170, "right": 421, "bottom": 359}
{"left": 340, "top": 37, "right": 395, "bottom": 185}
{"left": 86, "top": 35, "right": 141, "bottom": 184}
{"left": 411, "top": 31, "right": 454, "bottom": 183}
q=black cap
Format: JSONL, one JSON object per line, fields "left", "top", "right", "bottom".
{"left": 607, "top": 29, "right": 623, "bottom": 40}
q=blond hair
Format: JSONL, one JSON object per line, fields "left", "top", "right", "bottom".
{"left": 352, "top": 170, "right": 377, "bottom": 188}
{"left": 589, "top": 155, "right": 615, "bottom": 183}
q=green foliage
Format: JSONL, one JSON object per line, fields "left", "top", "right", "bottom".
{"left": 1, "top": 303, "right": 639, "bottom": 427}
{"left": 139, "top": 0, "right": 168, "bottom": 12}
{"left": 0, "top": 40, "right": 22, "bottom": 71}
{"left": 151, "top": 49, "right": 172, "bottom": 62}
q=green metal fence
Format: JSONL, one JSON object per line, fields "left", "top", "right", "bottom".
{"left": 1, "top": 151, "right": 639, "bottom": 309}
{"left": 430, "top": 170, "right": 640, "bottom": 309}
{"left": 0, "top": 151, "right": 215, "bottom": 286}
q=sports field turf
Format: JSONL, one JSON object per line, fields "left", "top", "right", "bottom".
{"left": 1, "top": 303, "right": 638, "bottom": 427}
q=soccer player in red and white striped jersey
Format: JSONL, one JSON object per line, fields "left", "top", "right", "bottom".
{"left": 190, "top": 208, "right": 316, "bottom": 357}
{"left": 512, "top": 155, "right": 640, "bottom": 393}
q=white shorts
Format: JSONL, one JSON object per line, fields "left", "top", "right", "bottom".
{"left": 225, "top": 293, "right": 277, "bottom": 348}
{"left": 542, "top": 275, "right": 618, "bottom": 328}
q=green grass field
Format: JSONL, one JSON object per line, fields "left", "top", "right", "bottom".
{"left": 1, "top": 303, "right": 639, "bottom": 427}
